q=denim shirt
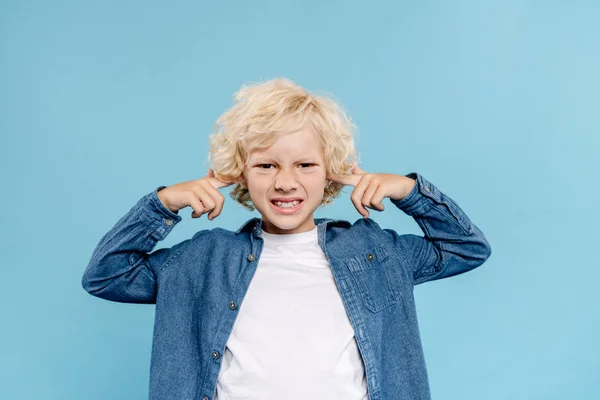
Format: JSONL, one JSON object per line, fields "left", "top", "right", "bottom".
{"left": 82, "top": 172, "right": 492, "bottom": 400}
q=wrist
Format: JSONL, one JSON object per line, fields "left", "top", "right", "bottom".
{"left": 157, "top": 188, "right": 178, "bottom": 213}
{"left": 391, "top": 176, "right": 416, "bottom": 201}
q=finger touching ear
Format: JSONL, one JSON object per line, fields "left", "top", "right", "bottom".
{"left": 327, "top": 172, "right": 348, "bottom": 185}
{"left": 328, "top": 172, "right": 357, "bottom": 187}
{"left": 351, "top": 163, "right": 365, "bottom": 175}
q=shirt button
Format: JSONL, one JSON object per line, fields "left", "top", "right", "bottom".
{"left": 202, "top": 397, "right": 209, "bottom": 400}
{"left": 165, "top": 219, "right": 173, "bottom": 226}
{"left": 424, "top": 186, "right": 431, "bottom": 192}
{"left": 367, "top": 253, "right": 374, "bottom": 261}
{"left": 212, "top": 351, "right": 220, "bottom": 359}
{"left": 229, "top": 301, "right": 237, "bottom": 310}
{"left": 247, "top": 254, "right": 256, "bottom": 262}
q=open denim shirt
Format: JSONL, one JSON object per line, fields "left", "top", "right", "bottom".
{"left": 82, "top": 172, "right": 492, "bottom": 400}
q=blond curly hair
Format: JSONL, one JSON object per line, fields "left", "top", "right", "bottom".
{"left": 208, "top": 78, "right": 357, "bottom": 211}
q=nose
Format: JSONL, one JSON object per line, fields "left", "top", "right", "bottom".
{"left": 274, "top": 168, "right": 298, "bottom": 192}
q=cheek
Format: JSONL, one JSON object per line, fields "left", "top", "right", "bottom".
{"left": 246, "top": 174, "right": 272, "bottom": 193}
{"left": 307, "top": 169, "right": 327, "bottom": 183}
{"left": 304, "top": 174, "right": 327, "bottom": 192}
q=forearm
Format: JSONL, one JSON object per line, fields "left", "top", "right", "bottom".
{"left": 81, "top": 187, "right": 182, "bottom": 303}
{"left": 391, "top": 173, "right": 492, "bottom": 283}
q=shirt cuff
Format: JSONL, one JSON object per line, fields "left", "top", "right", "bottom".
{"left": 390, "top": 172, "right": 473, "bottom": 234}
{"left": 136, "top": 186, "right": 183, "bottom": 241}
{"left": 389, "top": 172, "right": 421, "bottom": 213}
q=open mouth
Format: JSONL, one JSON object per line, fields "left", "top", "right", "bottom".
{"left": 270, "top": 199, "right": 304, "bottom": 214}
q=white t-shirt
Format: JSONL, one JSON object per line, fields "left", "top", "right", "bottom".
{"left": 214, "top": 226, "right": 368, "bottom": 400}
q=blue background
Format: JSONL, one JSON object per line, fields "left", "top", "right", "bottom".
{"left": 1, "top": 1, "right": 599, "bottom": 399}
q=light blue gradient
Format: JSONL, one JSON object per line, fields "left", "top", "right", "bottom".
{"left": 1, "top": 1, "right": 598, "bottom": 399}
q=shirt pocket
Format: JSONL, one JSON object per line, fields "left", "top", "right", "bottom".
{"left": 344, "top": 244, "right": 402, "bottom": 313}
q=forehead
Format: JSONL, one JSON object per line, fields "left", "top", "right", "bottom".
{"left": 249, "top": 128, "right": 324, "bottom": 160}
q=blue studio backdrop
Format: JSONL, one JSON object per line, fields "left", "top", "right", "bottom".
{"left": 1, "top": 1, "right": 599, "bottom": 399}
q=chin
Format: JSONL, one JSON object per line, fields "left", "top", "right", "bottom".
{"left": 261, "top": 212, "right": 315, "bottom": 234}
{"left": 266, "top": 216, "right": 303, "bottom": 230}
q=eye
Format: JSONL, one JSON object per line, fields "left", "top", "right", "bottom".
{"left": 259, "top": 164, "right": 274, "bottom": 169}
{"left": 299, "top": 163, "right": 315, "bottom": 168}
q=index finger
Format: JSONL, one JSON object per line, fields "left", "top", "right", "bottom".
{"left": 327, "top": 163, "right": 365, "bottom": 187}
{"left": 327, "top": 171, "right": 360, "bottom": 187}
{"left": 205, "top": 169, "right": 236, "bottom": 189}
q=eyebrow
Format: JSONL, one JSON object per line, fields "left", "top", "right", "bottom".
{"left": 251, "top": 157, "right": 320, "bottom": 163}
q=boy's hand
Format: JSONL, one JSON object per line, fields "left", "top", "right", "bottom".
{"left": 327, "top": 164, "right": 416, "bottom": 218}
{"left": 157, "top": 169, "right": 236, "bottom": 220}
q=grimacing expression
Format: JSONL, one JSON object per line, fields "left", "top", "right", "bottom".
{"left": 243, "top": 127, "right": 328, "bottom": 234}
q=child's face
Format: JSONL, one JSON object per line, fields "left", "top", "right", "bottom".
{"left": 244, "top": 127, "right": 328, "bottom": 234}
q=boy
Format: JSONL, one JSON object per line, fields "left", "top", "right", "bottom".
{"left": 82, "top": 78, "right": 492, "bottom": 400}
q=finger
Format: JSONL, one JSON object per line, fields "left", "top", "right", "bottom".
{"left": 198, "top": 181, "right": 227, "bottom": 220}
{"left": 194, "top": 187, "right": 216, "bottom": 211}
{"left": 204, "top": 169, "right": 234, "bottom": 189}
{"left": 205, "top": 188, "right": 225, "bottom": 220}
{"left": 199, "top": 179, "right": 224, "bottom": 203}
{"left": 362, "top": 181, "right": 382, "bottom": 211}
{"left": 207, "top": 197, "right": 224, "bottom": 220}
{"left": 189, "top": 196, "right": 206, "bottom": 218}
{"left": 352, "top": 163, "right": 366, "bottom": 175}
{"left": 370, "top": 185, "right": 386, "bottom": 211}
{"left": 350, "top": 175, "right": 371, "bottom": 218}
{"left": 327, "top": 171, "right": 360, "bottom": 187}
{"left": 356, "top": 174, "right": 374, "bottom": 214}
{"left": 327, "top": 162, "right": 367, "bottom": 186}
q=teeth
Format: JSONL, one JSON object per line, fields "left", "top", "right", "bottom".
{"left": 275, "top": 200, "right": 300, "bottom": 208}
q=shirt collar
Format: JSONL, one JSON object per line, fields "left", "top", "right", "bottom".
{"left": 235, "top": 217, "right": 351, "bottom": 234}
